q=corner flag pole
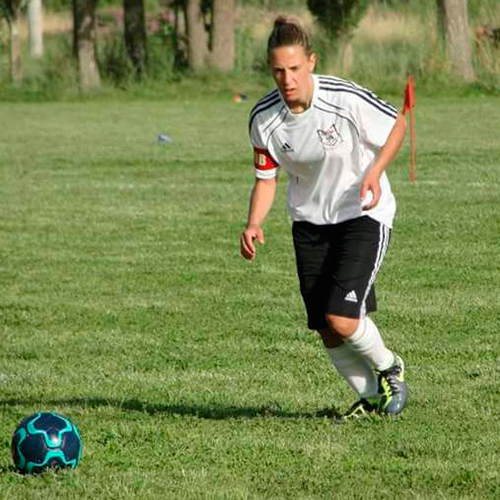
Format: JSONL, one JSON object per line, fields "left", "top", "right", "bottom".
{"left": 402, "top": 75, "right": 416, "bottom": 185}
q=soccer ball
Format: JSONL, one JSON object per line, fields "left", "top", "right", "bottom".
{"left": 11, "top": 412, "right": 83, "bottom": 474}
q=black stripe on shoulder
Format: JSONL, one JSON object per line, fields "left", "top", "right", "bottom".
{"left": 249, "top": 96, "right": 282, "bottom": 133}
{"left": 249, "top": 89, "right": 279, "bottom": 117}
{"left": 318, "top": 76, "right": 358, "bottom": 94}
{"left": 264, "top": 105, "right": 287, "bottom": 134}
{"left": 319, "top": 84, "right": 397, "bottom": 120}
{"left": 319, "top": 77, "right": 398, "bottom": 115}
{"left": 319, "top": 77, "right": 398, "bottom": 117}
{"left": 267, "top": 107, "right": 288, "bottom": 146}
{"left": 319, "top": 75, "right": 352, "bottom": 86}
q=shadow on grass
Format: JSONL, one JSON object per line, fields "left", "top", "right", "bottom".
{"left": 0, "top": 466, "right": 17, "bottom": 474}
{"left": 0, "top": 397, "right": 341, "bottom": 420}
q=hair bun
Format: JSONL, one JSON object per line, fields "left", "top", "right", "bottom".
{"left": 274, "top": 15, "right": 295, "bottom": 29}
{"left": 268, "top": 15, "right": 311, "bottom": 56}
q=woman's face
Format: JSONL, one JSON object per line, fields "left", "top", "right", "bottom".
{"left": 269, "top": 44, "right": 316, "bottom": 112}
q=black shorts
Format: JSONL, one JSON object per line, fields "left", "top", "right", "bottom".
{"left": 292, "top": 216, "right": 391, "bottom": 330}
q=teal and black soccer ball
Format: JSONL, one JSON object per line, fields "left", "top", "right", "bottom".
{"left": 11, "top": 412, "right": 83, "bottom": 474}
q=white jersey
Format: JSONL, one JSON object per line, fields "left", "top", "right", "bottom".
{"left": 249, "top": 74, "right": 398, "bottom": 228}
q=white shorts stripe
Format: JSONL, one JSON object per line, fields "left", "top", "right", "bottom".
{"left": 360, "top": 223, "right": 390, "bottom": 317}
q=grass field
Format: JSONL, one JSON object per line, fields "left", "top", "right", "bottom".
{"left": 1, "top": 91, "right": 500, "bottom": 499}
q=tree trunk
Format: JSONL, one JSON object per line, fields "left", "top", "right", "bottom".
{"left": 211, "top": 0, "right": 235, "bottom": 72}
{"left": 172, "top": 1, "right": 187, "bottom": 69}
{"left": 8, "top": 13, "right": 23, "bottom": 84}
{"left": 123, "top": 0, "right": 148, "bottom": 77}
{"left": 5, "top": 0, "right": 24, "bottom": 84}
{"left": 185, "top": 0, "right": 208, "bottom": 72}
{"left": 72, "top": 0, "right": 101, "bottom": 91}
{"left": 436, "top": 0, "right": 475, "bottom": 82}
{"left": 27, "top": 0, "right": 44, "bottom": 58}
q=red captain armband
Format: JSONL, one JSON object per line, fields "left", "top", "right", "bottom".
{"left": 253, "top": 147, "right": 278, "bottom": 171}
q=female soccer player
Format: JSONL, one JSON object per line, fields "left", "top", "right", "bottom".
{"left": 240, "top": 16, "right": 408, "bottom": 421}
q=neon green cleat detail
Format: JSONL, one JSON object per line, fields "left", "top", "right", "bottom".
{"left": 335, "top": 398, "right": 380, "bottom": 423}
{"left": 378, "top": 355, "right": 408, "bottom": 415}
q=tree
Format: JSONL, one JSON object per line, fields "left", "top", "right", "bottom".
{"left": 211, "top": 0, "right": 235, "bottom": 72}
{"left": 170, "top": 0, "right": 188, "bottom": 70}
{"left": 123, "top": 0, "right": 148, "bottom": 77}
{"left": 436, "top": 0, "right": 475, "bottom": 82}
{"left": 72, "top": 0, "right": 101, "bottom": 91}
{"left": 185, "top": 0, "right": 209, "bottom": 72}
{"left": 307, "top": 0, "right": 371, "bottom": 75}
{"left": 27, "top": 0, "right": 43, "bottom": 58}
{"left": 1, "top": 0, "right": 25, "bottom": 84}
{"left": 181, "top": 0, "right": 236, "bottom": 73}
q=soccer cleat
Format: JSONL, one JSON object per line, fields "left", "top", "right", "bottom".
{"left": 335, "top": 398, "right": 379, "bottom": 423}
{"left": 377, "top": 355, "right": 408, "bottom": 415}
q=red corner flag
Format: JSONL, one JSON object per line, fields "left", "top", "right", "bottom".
{"left": 403, "top": 75, "right": 416, "bottom": 184}
{"left": 403, "top": 75, "right": 415, "bottom": 115}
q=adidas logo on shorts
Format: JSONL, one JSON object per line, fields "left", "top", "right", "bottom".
{"left": 345, "top": 290, "right": 358, "bottom": 303}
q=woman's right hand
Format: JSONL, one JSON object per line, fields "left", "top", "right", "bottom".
{"left": 240, "top": 226, "right": 265, "bottom": 260}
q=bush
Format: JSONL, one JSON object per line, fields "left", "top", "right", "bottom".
{"left": 307, "top": 0, "right": 371, "bottom": 40}
{"left": 98, "top": 21, "right": 181, "bottom": 87}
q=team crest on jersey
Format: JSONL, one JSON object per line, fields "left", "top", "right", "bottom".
{"left": 317, "top": 124, "right": 342, "bottom": 150}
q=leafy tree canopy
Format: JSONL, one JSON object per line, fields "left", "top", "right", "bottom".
{"left": 307, "top": 0, "right": 371, "bottom": 39}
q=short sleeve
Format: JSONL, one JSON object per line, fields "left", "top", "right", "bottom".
{"left": 352, "top": 87, "right": 398, "bottom": 149}
{"left": 253, "top": 147, "right": 278, "bottom": 179}
{"left": 249, "top": 115, "right": 279, "bottom": 180}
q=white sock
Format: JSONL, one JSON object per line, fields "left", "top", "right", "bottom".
{"left": 325, "top": 344, "right": 379, "bottom": 400}
{"left": 344, "top": 316, "right": 395, "bottom": 372}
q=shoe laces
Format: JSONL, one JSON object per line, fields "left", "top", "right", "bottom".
{"left": 379, "top": 365, "right": 402, "bottom": 394}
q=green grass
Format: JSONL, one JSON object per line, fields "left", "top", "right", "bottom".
{"left": 1, "top": 92, "right": 500, "bottom": 499}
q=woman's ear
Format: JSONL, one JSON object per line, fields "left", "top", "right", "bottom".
{"left": 308, "top": 52, "right": 317, "bottom": 72}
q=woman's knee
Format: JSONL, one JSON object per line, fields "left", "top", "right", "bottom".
{"left": 325, "top": 314, "right": 359, "bottom": 337}
{"left": 316, "top": 328, "right": 343, "bottom": 348}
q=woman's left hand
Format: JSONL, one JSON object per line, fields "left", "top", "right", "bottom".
{"left": 360, "top": 170, "right": 381, "bottom": 211}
